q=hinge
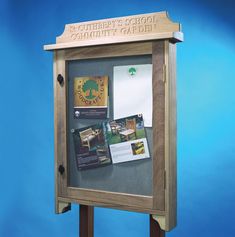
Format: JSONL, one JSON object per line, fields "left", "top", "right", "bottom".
{"left": 162, "top": 64, "right": 167, "bottom": 83}
{"left": 164, "top": 170, "right": 166, "bottom": 190}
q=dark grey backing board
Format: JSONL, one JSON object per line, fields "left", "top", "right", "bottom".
{"left": 67, "top": 55, "right": 153, "bottom": 196}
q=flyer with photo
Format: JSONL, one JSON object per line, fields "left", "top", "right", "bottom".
{"left": 72, "top": 123, "right": 111, "bottom": 170}
{"left": 106, "top": 114, "right": 150, "bottom": 164}
{"left": 72, "top": 114, "right": 150, "bottom": 170}
{"left": 74, "top": 76, "right": 109, "bottom": 119}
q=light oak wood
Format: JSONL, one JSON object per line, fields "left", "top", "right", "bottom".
{"left": 150, "top": 215, "right": 165, "bottom": 237}
{"left": 47, "top": 11, "right": 181, "bottom": 232}
{"left": 52, "top": 41, "right": 178, "bottom": 230}
{"left": 54, "top": 50, "right": 69, "bottom": 213}
{"left": 164, "top": 41, "right": 177, "bottom": 230}
{"left": 44, "top": 32, "right": 183, "bottom": 50}
{"left": 152, "top": 41, "right": 166, "bottom": 211}
{"left": 58, "top": 197, "right": 165, "bottom": 215}
{"left": 44, "top": 12, "right": 183, "bottom": 50}
{"left": 67, "top": 187, "right": 153, "bottom": 209}
{"left": 57, "top": 11, "right": 180, "bottom": 44}
{"left": 64, "top": 42, "right": 152, "bottom": 60}
{"left": 57, "top": 201, "right": 71, "bottom": 214}
{"left": 152, "top": 215, "right": 166, "bottom": 231}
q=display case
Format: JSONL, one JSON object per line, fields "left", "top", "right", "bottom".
{"left": 44, "top": 11, "right": 183, "bottom": 235}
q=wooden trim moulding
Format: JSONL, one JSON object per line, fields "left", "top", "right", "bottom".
{"left": 64, "top": 42, "right": 153, "bottom": 60}
{"left": 57, "top": 196, "right": 165, "bottom": 215}
{"left": 67, "top": 187, "right": 153, "bottom": 209}
{"left": 152, "top": 41, "right": 166, "bottom": 211}
{"left": 44, "top": 32, "right": 183, "bottom": 51}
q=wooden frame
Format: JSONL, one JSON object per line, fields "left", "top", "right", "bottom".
{"left": 44, "top": 11, "right": 183, "bottom": 232}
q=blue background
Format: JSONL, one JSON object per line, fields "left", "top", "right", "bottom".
{"left": 1, "top": 0, "right": 235, "bottom": 236}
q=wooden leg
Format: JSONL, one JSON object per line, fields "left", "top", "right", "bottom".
{"left": 150, "top": 215, "right": 165, "bottom": 237}
{"left": 79, "top": 205, "right": 94, "bottom": 237}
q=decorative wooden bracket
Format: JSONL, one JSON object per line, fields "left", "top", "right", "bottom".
{"left": 152, "top": 214, "right": 166, "bottom": 231}
{"left": 57, "top": 201, "right": 71, "bottom": 214}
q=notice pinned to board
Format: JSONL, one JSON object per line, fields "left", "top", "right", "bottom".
{"left": 113, "top": 64, "right": 152, "bottom": 127}
{"left": 74, "top": 76, "right": 109, "bottom": 119}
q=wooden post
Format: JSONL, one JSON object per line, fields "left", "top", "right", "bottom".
{"left": 150, "top": 215, "right": 165, "bottom": 237}
{"left": 79, "top": 205, "right": 94, "bottom": 237}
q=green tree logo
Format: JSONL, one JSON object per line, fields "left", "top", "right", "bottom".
{"left": 128, "top": 67, "right": 136, "bottom": 76}
{"left": 82, "top": 79, "right": 99, "bottom": 99}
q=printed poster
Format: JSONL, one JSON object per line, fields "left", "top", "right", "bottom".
{"left": 74, "top": 76, "right": 108, "bottom": 119}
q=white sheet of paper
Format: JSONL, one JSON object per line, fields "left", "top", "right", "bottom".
{"left": 113, "top": 64, "right": 152, "bottom": 127}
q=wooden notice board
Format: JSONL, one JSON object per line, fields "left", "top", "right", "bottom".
{"left": 44, "top": 11, "right": 183, "bottom": 233}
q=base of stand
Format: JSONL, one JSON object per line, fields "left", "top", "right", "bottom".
{"left": 79, "top": 205, "right": 165, "bottom": 237}
{"left": 79, "top": 205, "right": 94, "bottom": 237}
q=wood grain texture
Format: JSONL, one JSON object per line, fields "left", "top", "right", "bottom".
{"left": 79, "top": 205, "right": 94, "bottom": 237}
{"left": 57, "top": 12, "right": 180, "bottom": 43}
{"left": 53, "top": 52, "right": 60, "bottom": 213}
{"left": 64, "top": 42, "right": 152, "bottom": 60}
{"left": 150, "top": 215, "right": 165, "bottom": 237}
{"left": 54, "top": 50, "right": 69, "bottom": 213}
{"left": 67, "top": 187, "right": 153, "bottom": 209}
{"left": 57, "top": 201, "right": 71, "bottom": 214}
{"left": 58, "top": 197, "right": 165, "bottom": 215}
{"left": 44, "top": 12, "right": 183, "bottom": 50}
{"left": 44, "top": 32, "right": 183, "bottom": 51}
{"left": 152, "top": 41, "right": 166, "bottom": 211}
{"left": 164, "top": 41, "right": 177, "bottom": 230}
{"left": 52, "top": 40, "right": 178, "bottom": 227}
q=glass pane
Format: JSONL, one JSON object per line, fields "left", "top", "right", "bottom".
{"left": 67, "top": 55, "right": 153, "bottom": 196}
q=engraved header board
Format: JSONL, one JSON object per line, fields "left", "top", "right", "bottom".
{"left": 44, "top": 12, "right": 183, "bottom": 50}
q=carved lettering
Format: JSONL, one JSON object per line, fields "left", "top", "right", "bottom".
{"left": 56, "top": 12, "right": 180, "bottom": 44}
{"left": 67, "top": 15, "right": 160, "bottom": 41}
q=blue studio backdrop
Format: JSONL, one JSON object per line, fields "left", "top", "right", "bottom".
{"left": 0, "top": 0, "right": 235, "bottom": 236}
